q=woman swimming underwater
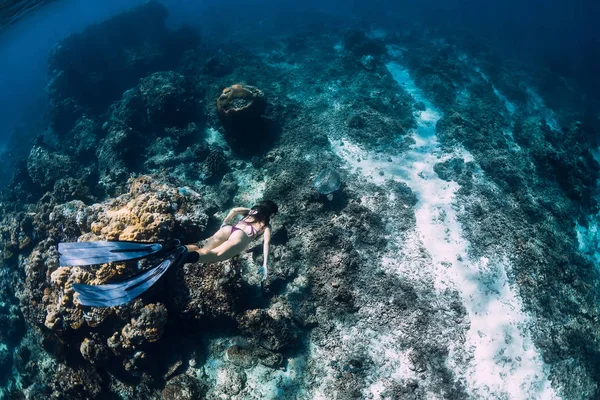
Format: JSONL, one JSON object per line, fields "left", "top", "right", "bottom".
{"left": 185, "top": 200, "right": 278, "bottom": 277}
{"left": 61, "top": 200, "right": 278, "bottom": 307}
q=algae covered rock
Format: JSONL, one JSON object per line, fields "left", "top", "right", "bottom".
{"left": 237, "top": 306, "right": 299, "bottom": 352}
{"left": 121, "top": 303, "right": 168, "bottom": 348}
{"left": 27, "top": 146, "right": 76, "bottom": 189}
{"left": 162, "top": 374, "right": 203, "bottom": 400}
{"left": 139, "top": 71, "right": 198, "bottom": 128}
{"left": 168, "top": 261, "right": 242, "bottom": 321}
{"left": 203, "top": 147, "right": 229, "bottom": 184}
{"left": 48, "top": 362, "right": 104, "bottom": 398}
{"left": 80, "top": 337, "right": 109, "bottom": 365}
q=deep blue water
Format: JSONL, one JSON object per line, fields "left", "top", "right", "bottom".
{"left": 1, "top": 0, "right": 598, "bottom": 149}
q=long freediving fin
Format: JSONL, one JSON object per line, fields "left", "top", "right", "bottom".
{"left": 58, "top": 240, "right": 179, "bottom": 266}
{"left": 72, "top": 246, "right": 188, "bottom": 307}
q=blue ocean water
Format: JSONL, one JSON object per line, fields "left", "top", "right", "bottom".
{"left": 0, "top": 0, "right": 599, "bottom": 399}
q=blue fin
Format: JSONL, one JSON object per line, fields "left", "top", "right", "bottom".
{"left": 58, "top": 240, "right": 176, "bottom": 266}
{"left": 72, "top": 246, "right": 187, "bottom": 307}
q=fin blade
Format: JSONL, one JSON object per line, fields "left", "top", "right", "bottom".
{"left": 72, "top": 246, "right": 186, "bottom": 307}
{"left": 59, "top": 241, "right": 162, "bottom": 266}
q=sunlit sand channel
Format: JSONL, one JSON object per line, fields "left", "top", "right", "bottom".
{"left": 329, "top": 60, "right": 558, "bottom": 399}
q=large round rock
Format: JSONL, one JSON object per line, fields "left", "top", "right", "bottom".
{"left": 216, "top": 84, "right": 270, "bottom": 155}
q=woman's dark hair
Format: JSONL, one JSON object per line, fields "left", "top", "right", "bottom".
{"left": 246, "top": 200, "right": 278, "bottom": 225}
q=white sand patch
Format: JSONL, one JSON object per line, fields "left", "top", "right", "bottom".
{"left": 327, "top": 60, "right": 557, "bottom": 399}
{"left": 456, "top": 257, "right": 557, "bottom": 399}
{"left": 396, "top": 60, "right": 556, "bottom": 398}
{"left": 576, "top": 218, "right": 600, "bottom": 266}
{"left": 365, "top": 331, "right": 414, "bottom": 396}
{"left": 386, "top": 44, "right": 407, "bottom": 58}
{"left": 309, "top": 334, "right": 354, "bottom": 400}
{"left": 475, "top": 67, "right": 517, "bottom": 115}
{"left": 330, "top": 138, "right": 398, "bottom": 185}
{"left": 205, "top": 127, "right": 228, "bottom": 149}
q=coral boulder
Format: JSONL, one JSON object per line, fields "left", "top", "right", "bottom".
{"left": 216, "top": 84, "right": 274, "bottom": 155}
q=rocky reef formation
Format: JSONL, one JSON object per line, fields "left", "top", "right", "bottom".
{"left": 97, "top": 70, "right": 202, "bottom": 190}
{"left": 47, "top": 1, "right": 199, "bottom": 135}
{"left": 216, "top": 83, "right": 275, "bottom": 156}
{"left": 1, "top": 2, "right": 600, "bottom": 399}
{"left": 2, "top": 1, "right": 208, "bottom": 203}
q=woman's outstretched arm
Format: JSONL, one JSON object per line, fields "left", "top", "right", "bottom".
{"left": 262, "top": 226, "right": 271, "bottom": 279}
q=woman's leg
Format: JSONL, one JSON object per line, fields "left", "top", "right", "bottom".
{"left": 196, "top": 238, "right": 248, "bottom": 263}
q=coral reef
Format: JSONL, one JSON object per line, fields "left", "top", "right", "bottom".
{"left": 98, "top": 71, "right": 203, "bottom": 191}
{"left": 5, "top": 1, "right": 204, "bottom": 203}
{"left": 139, "top": 72, "right": 199, "bottom": 129}
{"left": 17, "top": 174, "right": 212, "bottom": 332}
{"left": 396, "top": 30, "right": 600, "bottom": 399}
